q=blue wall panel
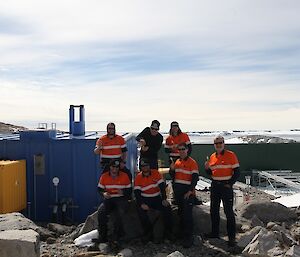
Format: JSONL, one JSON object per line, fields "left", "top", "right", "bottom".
{"left": 0, "top": 134, "right": 137, "bottom": 223}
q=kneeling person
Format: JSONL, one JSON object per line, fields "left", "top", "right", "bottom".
{"left": 134, "top": 159, "right": 173, "bottom": 243}
{"left": 97, "top": 160, "right": 132, "bottom": 244}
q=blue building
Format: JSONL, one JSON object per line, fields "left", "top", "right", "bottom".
{"left": 0, "top": 105, "right": 138, "bottom": 223}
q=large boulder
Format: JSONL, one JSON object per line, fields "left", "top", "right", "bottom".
{"left": 0, "top": 212, "right": 37, "bottom": 231}
{"left": 242, "top": 229, "right": 282, "bottom": 256}
{"left": 238, "top": 201, "right": 297, "bottom": 224}
{"left": 285, "top": 245, "right": 300, "bottom": 257}
{"left": 79, "top": 212, "right": 98, "bottom": 236}
{"left": 78, "top": 202, "right": 143, "bottom": 240}
{"left": 79, "top": 202, "right": 242, "bottom": 240}
{"left": 193, "top": 205, "right": 242, "bottom": 235}
{"left": 237, "top": 226, "right": 264, "bottom": 248}
{"left": 0, "top": 229, "right": 40, "bottom": 257}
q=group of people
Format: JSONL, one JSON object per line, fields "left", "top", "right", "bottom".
{"left": 93, "top": 120, "right": 240, "bottom": 249}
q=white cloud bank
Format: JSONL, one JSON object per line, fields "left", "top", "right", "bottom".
{"left": 0, "top": 0, "right": 300, "bottom": 132}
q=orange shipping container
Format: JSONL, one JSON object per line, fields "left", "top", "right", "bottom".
{"left": 0, "top": 160, "right": 26, "bottom": 214}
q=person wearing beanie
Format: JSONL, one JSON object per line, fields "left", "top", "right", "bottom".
{"left": 94, "top": 122, "right": 127, "bottom": 172}
{"left": 136, "top": 120, "right": 163, "bottom": 169}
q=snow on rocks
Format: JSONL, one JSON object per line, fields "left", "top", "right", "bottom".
{"left": 74, "top": 229, "right": 98, "bottom": 248}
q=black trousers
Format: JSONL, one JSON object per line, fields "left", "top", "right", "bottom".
{"left": 97, "top": 197, "right": 128, "bottom": 241}
{"left": 210, "top": 181, "right": 236, "bottom": 240}
{"left": 137, "top": 196, "right": 172, "bottom": 235}
{"left": 174, "top": 190, "right": 194, "bottom": 239}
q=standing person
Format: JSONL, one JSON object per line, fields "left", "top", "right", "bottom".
{"left": 165, "top": 121, "right": 192, "bottom": 162}
{"left": 94, "top": 122, "right": 127, "bottom": 172}
{"left": 204, "top": 135, "right": 240, "bottom": 247}
{"left": 170, "top": 143, "right": 199, "bottom": 248}
{"left": 96, "top": 160, "right": 132, "bottom": 245}
{"left": 134, "top": 159, "right": 173, "bottom": 243}
{"left": 136, "top": 120, "right": 163, "bottom": 169}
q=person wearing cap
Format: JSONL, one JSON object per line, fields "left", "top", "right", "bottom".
{"left": 169, "top": 143, "right": 199, "bottom": 248}
{"left": 136, "top": 120, "right": 163, "bottom": 169}
{"left": 96, "top": 159, "right": 132, "bottom": 245}
{"left": 204, "top": 136, "right": 240, "bottom": 248}
{"left": 134, "top": 158, "right": 173, "bottom": 243}
{"left": 165, "top": 121, "right": 192, "bottom": 163}
{"left": 94, "top": 122, "right": 128, "bottom": 172}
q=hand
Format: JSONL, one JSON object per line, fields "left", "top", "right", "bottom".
{"left": 171, "top": 144, "right": 177, "bottom": 151}
{"left": 170, "top": 158, "right": 175, "bottom": 170}
{"left": 141, "top": 146, "right": 149, "bottom": 152}
{"left": 204, "top": 161, "right": 211, "bottom": 170}
{"left": 103, "top": 192, "right": 111, "bottom": 199}
{"left": 139, "top": 139, "right": 146, "bottom": 147}
{"left": 141, "top": 204, "right": 150, "bottom": 211}
{"left": 184, "top": 191, "right": 193, "bottom": 200}
{"left": 162, "top": 200, "right": 170, "bottom": 207}
{"left": 97, "top": 141, "right": 103, "bottom": 150}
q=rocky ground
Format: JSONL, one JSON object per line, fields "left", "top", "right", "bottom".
{"left": 1, "top": 188, "right": 300, "bottom": 257}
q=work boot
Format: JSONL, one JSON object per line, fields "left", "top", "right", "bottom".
{"left": 141, "top": 232, "right": 153, "bottom": 244}
{"left": 193, "top": 196, "right": 203, "bottom": 205}
{"left": 165, "top": 231, "right": 176, "bottom": 242}
{"left": 92, "top": 234, "right": 108, "bottom": 244}
{"left": 182, "top": 236, "right": 193, "bottom": 248}
{"left": 87, "top": 243, "right": 100, "bottom": 251}
{"left": 109, "top": 240, "right": 121, "bottom": 253}
{"left": 204, "top": 233, "right": 220, "bottom": 239}
{"left": 228, "top": 239, "right": 237, "bottom": 248}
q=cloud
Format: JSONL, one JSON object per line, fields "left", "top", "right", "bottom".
{"left": 0, "top": 0, "right": 299, "bottom": 131}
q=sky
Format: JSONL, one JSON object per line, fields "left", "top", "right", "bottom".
{"left": 0, "top": 0, "right": 300, "bottom": 132}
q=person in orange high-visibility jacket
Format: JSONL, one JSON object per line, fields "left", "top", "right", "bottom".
{"left": 165, "top": 121, "right": 192, "bottom": 162}
{"left": 94, "top": 122, "right": 127, "bottom": 172}
{"left": 134, "top": 158, "right": 173, "bottom": 243}
{"left": 96, "top": 159, "right": 132, "bottom": 244}
{"left": 169, "top": 143, "right": 199, "bottom": 248}
{"left": 204, "top": 135, "right": 240, "bottom": 248}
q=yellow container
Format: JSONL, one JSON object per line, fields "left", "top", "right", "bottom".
{"left": 0, "top": 160, "right": 27, "bottom": 214}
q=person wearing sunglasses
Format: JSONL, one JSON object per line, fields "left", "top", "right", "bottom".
{"left": 169, "top": 143, "right": 199, "bottom": 248}
{"left": 136, "top": 120, "right": 163, "bottom": 169}
{"left": 94, "top": 122, "right": 128, "bottom": 172}
{"left": 96, "top": 159, "right": 132, "bottom": 247}
{"left": 204, "top": 135, "right": 240, "bottom": 248}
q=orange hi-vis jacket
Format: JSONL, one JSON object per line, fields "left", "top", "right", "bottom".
{"left": 98, "top": 171, "right": 131, "bottom": 198}
{"left": 174, "top": 157, "right": 199, "bottom": 185}
{"left": 208, "top": 150, "right": 240, "bottom": 181}
{"left": 96, "top": 134, "right": 127, "bottom": 159}
{"left": 134, "top": 169, "right": 164, "bottom": 198}
{"left": 165, "top": 133, "right": 191, "bottom": 157}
